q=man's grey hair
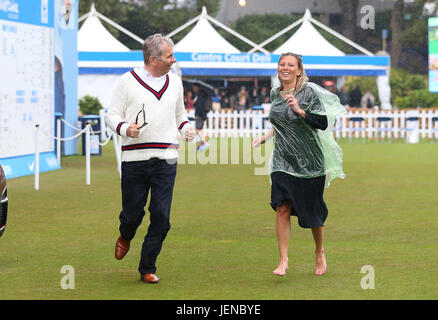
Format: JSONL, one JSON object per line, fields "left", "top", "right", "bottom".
{"left": 143, "top": 34, "right": 174, "bottom": 65}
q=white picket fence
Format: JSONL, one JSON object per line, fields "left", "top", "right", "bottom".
{"left": 99, "top": 108, "right": 438, "bottom": 142}
{"left": 195, "top": 108, "right": 438, "bottom": 140}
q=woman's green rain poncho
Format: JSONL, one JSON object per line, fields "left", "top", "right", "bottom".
{"left": 269, "top": 82, "right": 346, "bottom": 187}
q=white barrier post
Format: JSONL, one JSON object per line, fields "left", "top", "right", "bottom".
{"left": 56, "top": 118, "right": 62, "bottom": 164}
{"left": 99, "top": 108, "right": 107, "bottom": 142}
{"left": 34, "top": 124, "right": 40, "bottom": 190}
{"left": 112, "top": 132, "right": 122, "bottom": 178}
{"left": 85, "top": 124, "right": 91, "bottom": 185}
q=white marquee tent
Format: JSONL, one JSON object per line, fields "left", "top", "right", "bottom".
{"left": 77, "top": 4, "right": 144, "bottom": 108}
{"left": 167, "top": 6, "right": 275, "bottom": 76}
{"left": 273, "top": 11, "right": 345, "bottom": 56}
{"left": 78, "top": 6, "right": 391, "bottom": 109}
{"left": 172, "top": 8, "right": 240, "bottom": 53}
{"left": 78, "top": 6, "right": 130, "bottom": 52}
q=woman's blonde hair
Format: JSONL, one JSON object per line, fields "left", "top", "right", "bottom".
{"left": 278, "top": 52, "right": 308, "bottom": 94}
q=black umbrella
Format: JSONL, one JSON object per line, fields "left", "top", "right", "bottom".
{"left": 183, "top": 79, "right": 215, "bottom": 96}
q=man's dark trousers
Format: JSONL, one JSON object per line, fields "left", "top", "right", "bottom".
{"left": 119, "top": 158, "right": 177, "bottom": 275}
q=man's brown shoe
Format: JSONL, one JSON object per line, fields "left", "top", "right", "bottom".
{"left": 140, "top": 273, "right": 160, "bottom": 284}
{"left": 115, "top": 235, "right": 130, "bottom": 260}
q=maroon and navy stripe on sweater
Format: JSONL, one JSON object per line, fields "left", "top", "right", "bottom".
{"left": 121, "top": 142, "right": 179, "bottom": 151}
{"left": 116, "top": 122, "right": 126, "bottom": 136}
{"left": 178, "top": 121, "right": 189, "bottom": 130}
{"left": 130, "top": 69, "right": 169, "bottom": 100}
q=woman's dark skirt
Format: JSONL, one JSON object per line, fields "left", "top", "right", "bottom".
{"left": 270, "top": 171, "right": 328, "bottom": 228}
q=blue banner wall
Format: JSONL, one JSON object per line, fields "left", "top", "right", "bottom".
{"left": 0, "top": 0, "right": 78, "bottom": 178}
{"left": 54, "top": 0, "right": 78, "bottom": 156}
{"left": 0, "top": 152, "right": 60, "bottom": 179}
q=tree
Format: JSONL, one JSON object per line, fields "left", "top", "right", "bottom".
{"left": 390, "top": 0, "right": 405, "bottom": 67}
{"left": 192, "top": 0, "right": 221, "bottom": 15}
{"left": 388, "top": 0, "right": 429, "bottom": 72}
{"left": 220, "top": 13, "right": 357, "bottom": 54}
{"left": 117, "top": 0, "right": 221, "bottom": 46}
{"left": 79, "top": 0, "right": 129, "bottom": 22}
{"left": 79, "top": 0, "right": 130, "bottom": 39}
{"left": 337, "top": 0, "right": 359, "bottom": 42}
{"left": 79, "top": 95, "right": 103, "bottom": 115}
{"left": 117, "top": 2, "right": 191, "bottom": 48}
{"left": 220, "top": 13, "right": 299, "bottom": 52}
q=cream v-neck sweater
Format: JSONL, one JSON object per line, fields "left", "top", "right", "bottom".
{"left": 105, "top": 67, "right": 192, "bottom": 162}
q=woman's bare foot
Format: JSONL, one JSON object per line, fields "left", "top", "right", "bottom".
{"left": 315, "top": 250, "right": 327, "bottom": 275}
{"left": 273, "top": 258, "right": 289, "bottom": 276}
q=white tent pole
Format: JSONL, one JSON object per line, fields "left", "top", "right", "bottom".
{"left": 166, "top": 14, "right": 202, "bottom": 38}
{"left": 95, "top": 12, "right": 144, "bottom": 45}
{"left": 78, "top": 12, "right": 89, "bottom": 23}
{"left": 206, "top": 15, "right": 270, "bottom": 54}
{"left": 79, "top": 3, "right": 96, "bottom": 24}
{"left": 309, "top": 17, "right": 374, "bottom": 56}
{"left": 248, "top": 17, "right": 304, "bottom": 54}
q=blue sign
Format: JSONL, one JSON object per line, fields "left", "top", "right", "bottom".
{"left": 0, "top": 0, "right": 53, "bottom": 27}
{"left": 0, "top": 152, "right": 61, "bottom": 179}
{"left": 0, "top": 0, "right": 78, "bottom": 179}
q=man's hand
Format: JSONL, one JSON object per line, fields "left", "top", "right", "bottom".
{"left": 185, "top": 127, "right": 196, "bottom": 142}
{"left": 126, "top": 123, "right": 141, "bottom": 138}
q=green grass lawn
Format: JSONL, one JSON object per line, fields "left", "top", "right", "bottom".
{"left": 1, "top": 138, "right": 437, "bottom": 300}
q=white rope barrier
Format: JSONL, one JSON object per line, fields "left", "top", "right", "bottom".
{"left": 61, "top": 117, "right": 82, "bottom": 132}
{"left": 34, "top": 117, "right": 122, "bottom": 190}
{"left": 53, "top": 126, "right": 88, "bottom": 141}
{"left": 98, "top": 132, "right": 113, "bottom": 146}
{"left": 89, "top": 125, "right": 113, "bottom": 146}
{"left": 35, "top": 119, "right": 93, "bottom": 190}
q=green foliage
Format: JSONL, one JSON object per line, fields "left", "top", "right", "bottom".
{"left": 220, "top": 13, "right": 300, "bottom": 52}
{"left": 400, "top": 19, "right": 428, "bottom": 49}
{"left": 79, "top": 95, "right": 103, "bottom": 115}
{"left": 390, "top": 68, "right": 438, "bottom": 109}
{"left": 397, "top": 0, "right": 427, "bottom": 45}
{"left": 389, "top": 68, "right": 427, "bottom": 103}
{"left": 79, "top": 0, "right": 129, "bottom": 39}
{"left": 79, "top": 0, "right": 221, "bottom": 49}
{"left": 394, "top": 89, "right": 438, "bottom": 109}
{"left": 345, "top": 76, "right": 380, "bottom": 105}
{"left": 117, "top": 3, "right": 178, "bottom": 49}
{"left": 193, "top": 0, "right": 221, "bottom": 15}
{"left": 79, "top": 0, "right": 129, "bottom": 17}
{"left": 221, "top": 13, "right": 360, "bottom": 54}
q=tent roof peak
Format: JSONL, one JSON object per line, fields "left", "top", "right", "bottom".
{"left": 249, "top": 8, "right": 373, "bottom": 56}
{"left": 304, "top": 8, "right": 311, "bottom": 19}
{"left": 166, "top": 6, "right": 269, "bottom": 54}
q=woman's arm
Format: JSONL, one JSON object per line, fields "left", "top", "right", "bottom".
{"left": 303, "top": 111, "right": 328, "bottom": 130}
